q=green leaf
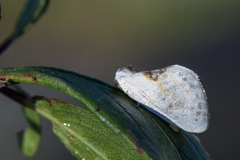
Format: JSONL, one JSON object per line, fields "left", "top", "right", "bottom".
{"left": 0, "top": 0, "right": 49, "bottom": 54}
{"left": 17, "top": 107, "right": 41, "bottom": 157}
{"left": 13, "top": 85, "right": 41, "bottom": 157}
{"left": 14, "top": 0, "right": 49, "bottom": 38}
{"left": 0, "top": 66, "right": 211, "bottom": 159}
{"left": 34, "top": 97, "right": 151, "bottom": 159}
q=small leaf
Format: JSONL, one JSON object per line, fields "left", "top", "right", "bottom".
{"left": 17, "top": 107, "right": 41, "bottom": 157}
{"left": 0, "top": 67, "right": 211, "bottom": 159}
{"left": 0, "top": 0, "right": 49, "bottom": 54}
{"left": 13, "top": 85, "right": 41, "bottom": 157}
{"left": 15, "top": 0, "right": 49, "bottom": 37}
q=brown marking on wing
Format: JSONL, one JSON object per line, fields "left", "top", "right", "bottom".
{"left": 124, "top": 65, "right": 140, "bottom": 73}
{"left": 143, "top": 68, "right": 167, "bottom": 81}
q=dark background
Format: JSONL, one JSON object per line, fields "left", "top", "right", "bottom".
{"left": 1, "top": 1, "right": 240, "bottom": 159}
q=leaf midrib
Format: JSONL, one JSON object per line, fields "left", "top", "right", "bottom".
{"left": 36, "top": 105, "right": 108, "bottom": 160}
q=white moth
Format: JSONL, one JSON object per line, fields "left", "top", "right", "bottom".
{"left": 114, "top": 65, "right": 209, "bottom": 133}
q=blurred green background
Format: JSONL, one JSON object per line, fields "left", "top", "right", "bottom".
{"left": 1, "top": 0, "right": 240, "bottom": 159}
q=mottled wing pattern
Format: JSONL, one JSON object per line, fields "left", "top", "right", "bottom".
{"left": 115, "top": 65, "right": 209, "bottom": 133}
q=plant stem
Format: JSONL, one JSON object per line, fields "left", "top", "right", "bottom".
{"left": 0, "top": 86, "right": 34, "bottom": 109}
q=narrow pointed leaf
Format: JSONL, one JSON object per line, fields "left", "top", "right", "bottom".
{"left": 15, "top": 0, "right": 49, "bottom": 38}
{"left": 0, "top": 67, "right": 211, "bottom": 159}
{"left": 0, "top": 0, "right": 49, "bottom": 54}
